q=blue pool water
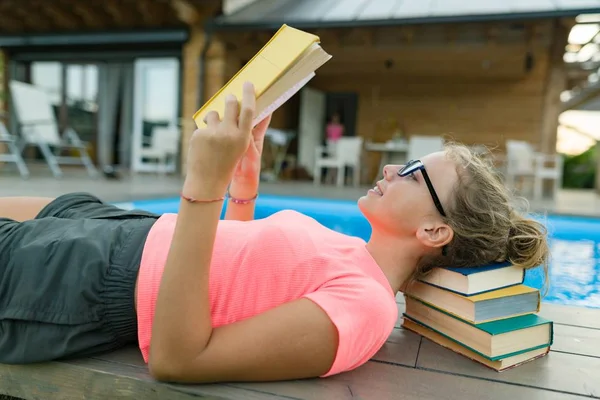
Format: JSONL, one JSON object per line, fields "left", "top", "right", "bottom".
{"left": 117, "top": 195, "right": 600, "bottom": 309}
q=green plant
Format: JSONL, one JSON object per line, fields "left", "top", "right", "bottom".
{"left": 561, "top": 144, "right": 597, "bottom": 189}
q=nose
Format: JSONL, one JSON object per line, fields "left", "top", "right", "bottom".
{"left": 383, "top": 165, "right": 401, "bottom": 181}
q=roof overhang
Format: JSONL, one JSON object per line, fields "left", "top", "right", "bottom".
{"left": 207, "top": 0, "right": 600, "bottom": 31}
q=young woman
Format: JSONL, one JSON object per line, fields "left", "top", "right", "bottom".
{"left": 0, "top": 82, "right": 549, "bottom": 384}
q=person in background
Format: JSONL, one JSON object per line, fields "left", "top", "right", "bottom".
{"left": 326, "top": 112, "right": 344, "bottom": 144}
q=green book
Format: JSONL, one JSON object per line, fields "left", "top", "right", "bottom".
{"left": 404, "top": 296, "right": 554, "bottom": 360}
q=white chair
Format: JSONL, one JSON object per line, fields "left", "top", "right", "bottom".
{"left": 0, "top": 118, "right": 29, "bottom": 178}
{"left": 140, "top": 125, "right": 180, "bottom": 174}
{"left": 505, "top": 140, "right": 563, "bottom": 200}
{"left": 407, "top": 135, "right": 445, "bottom": 160}
{"left": 9, "top": 80, "right": 98, "bottom": 178}
{"left": 314, "top": 137, "right": 363, "bottom": 187}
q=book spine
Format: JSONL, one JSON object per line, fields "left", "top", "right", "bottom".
{"left": 419, "top": 280, "right": 522, "bottom": 297}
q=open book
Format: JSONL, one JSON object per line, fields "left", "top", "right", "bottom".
{"left": 193, "top": 24, "right": 332, "bottom": 128}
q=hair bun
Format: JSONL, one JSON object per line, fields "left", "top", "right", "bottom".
{"left": 506, "top": 213, "right": 548, "bottom": 270}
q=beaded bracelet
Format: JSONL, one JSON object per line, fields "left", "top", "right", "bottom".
{"left": 227, "top": 191, "right": 258, "bottom": 205}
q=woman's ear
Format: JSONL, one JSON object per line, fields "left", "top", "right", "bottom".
{"left": 416, "top": 222, "right": 454, "bottom": 250}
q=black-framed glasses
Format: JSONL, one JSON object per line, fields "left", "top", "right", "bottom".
{"left": 398, "top": 160, "right": 447, "bottom": 217}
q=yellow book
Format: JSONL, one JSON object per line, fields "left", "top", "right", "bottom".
{"left": 193, "top": 24, "right": 332, "bottom": 128}
{"left": 404, "top": 281, "right": 540, "bottom": 324}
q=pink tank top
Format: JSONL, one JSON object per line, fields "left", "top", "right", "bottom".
{"left": 136, "top": 210, "right": 397, "bottom": 377}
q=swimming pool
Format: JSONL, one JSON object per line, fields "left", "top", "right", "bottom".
{"left": 116, "top": 194, "right": 600, "bottom": 310}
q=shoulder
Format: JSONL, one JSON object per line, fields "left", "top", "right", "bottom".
{"left": 303, "top": 276, "right": 397, "bottom": 377}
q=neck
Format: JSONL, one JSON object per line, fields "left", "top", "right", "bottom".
{"left": 365, "top": 230, "right": 421, "bottom": 294}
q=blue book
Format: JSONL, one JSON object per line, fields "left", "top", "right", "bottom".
{"left": 418, "top": 261, "right": 525, "bottom": 297}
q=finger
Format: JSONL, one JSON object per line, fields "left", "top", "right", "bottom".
{"left": 223, "top": 94, "right": 239, "bottom": 126}
{"left": 253, "top": 114, "right": 272, "bottom": 137}
{"left": 252, "top": 114, "right": 271, "bottom": 153}
{"left": 238, "top": 82, "right": 256, "bottom": 132}
{"left": 204, "top": 111, "right": 220, "bottom": 128}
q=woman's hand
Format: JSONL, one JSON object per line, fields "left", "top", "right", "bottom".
{"left": 232, "top": 114, "right": 272, "bottom": 186}
{"left": 184, "top": 82, "right": 257, "bottom": 196}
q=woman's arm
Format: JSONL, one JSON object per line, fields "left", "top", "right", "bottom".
{"left": 149, "top": 84, "right": 255, "bottom": 378}
{"left": 147, "top": 85, "right": 339, "bottom": 383}
{"left": 224, "top": 114, "right": 271, "bottom": 222}
{"left": 152, "top": 298, "right": 339, "bottom": 383}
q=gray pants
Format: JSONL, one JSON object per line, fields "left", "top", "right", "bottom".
{"left": 0, "top": 192, "right": 160, "bottom": 364}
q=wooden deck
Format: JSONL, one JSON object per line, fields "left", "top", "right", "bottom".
{"left": 0, "top": 296, "right": 598, "bottom": 400}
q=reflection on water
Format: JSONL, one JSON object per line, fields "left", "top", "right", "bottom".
{"left": 524, "top": 236, "right": 600, "bottom": 309}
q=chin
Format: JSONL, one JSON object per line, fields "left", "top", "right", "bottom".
{"left": 357, "top": 196, "right": 373, "bottom": 221}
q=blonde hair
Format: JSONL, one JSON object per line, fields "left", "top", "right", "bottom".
{"left": 416, "top": 142, "right": 550, "bottom": 293}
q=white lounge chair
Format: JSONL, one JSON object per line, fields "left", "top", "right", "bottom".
{"left": 0, "top": 115, "right": 29, "bottom": 179}
{"left": 505, "top": 139, "right": 563, "bottom": 200}
{"left": 139, "top": 125, "right": 180, "bottom": 174}
{"left": 9, "top": 80, "right": 98, "bottom": 178}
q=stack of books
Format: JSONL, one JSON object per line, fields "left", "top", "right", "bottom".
{"left": 402, "top": 261, "right": 554, "bottom": 372}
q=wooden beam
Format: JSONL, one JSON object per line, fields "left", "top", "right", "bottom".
{"left": 180, "top": 25, "right": 205, "bottom": 175}
{"left": 104, "top": 0, "right": 137, "bottom": 28}
{"left": 0, "top": 13, "right": 24, "bottom": 33}
{"left": 3, "top": 2, "right": 53, "bottom": 31}
{"left": 135, "top": 0, "right": 169, "bottom": 27}
{"left": 540, "top": 20, "right": 568, "bottom": 154}
{"left": 67, "top": 2, "right": 108, "bottom": 30}
{"left": 36, "top": 1, "right": 80, "bottom": 30}
{"left": 171, "top": 0, "right": 202, "bottom": 25}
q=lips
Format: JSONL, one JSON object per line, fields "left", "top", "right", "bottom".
{"left": 372, "top": 183, "right": 383, "bottom": 196}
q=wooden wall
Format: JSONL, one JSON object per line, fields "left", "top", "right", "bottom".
{"left": 223, "top": 21, "right": 565, "bottom": 137}
{"left": 310, "top": 51, "right": 550, "bottom": 150}
{"left": 207, "top": 19, "right": 571, "bottom": 180}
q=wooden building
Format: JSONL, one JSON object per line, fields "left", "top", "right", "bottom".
{"left": 206, "top": 0, "right": 600, "bottom": 181}
{"left": 0, "top": 0, "right": 221, "bottom": 174}
{"left": 1, "top": 0, "right": 600, "bottom": 181}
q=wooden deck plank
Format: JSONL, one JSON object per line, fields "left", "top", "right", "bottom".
{"left": 84, "top": 351, "right": 593, "bottom": 400}
{"left": 0, "top": 358, "right": 281, "bottom": 400}
{"left": 553, "top": 324, "right": 600, "bottom": 358}
{"left": 370, "top": 327, "right": 421, "bottom": 367}
{"left": 87, "top": 343, "right": 591, "bottom": 400}
{"left": 0, "top": 344, "right": 594, "bottom": 400}
{"left": 232, "top": 362, "right": 591, "bottom": 400}
{"left": 538, "top": 303, "right": 600, "bottom": 330}
{"left": 416, "top": 338, "right": 600, "bottom": 398}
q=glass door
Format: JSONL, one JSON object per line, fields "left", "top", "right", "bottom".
{"left": 132, "top": 58, "right": 180, "bottom": 173}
